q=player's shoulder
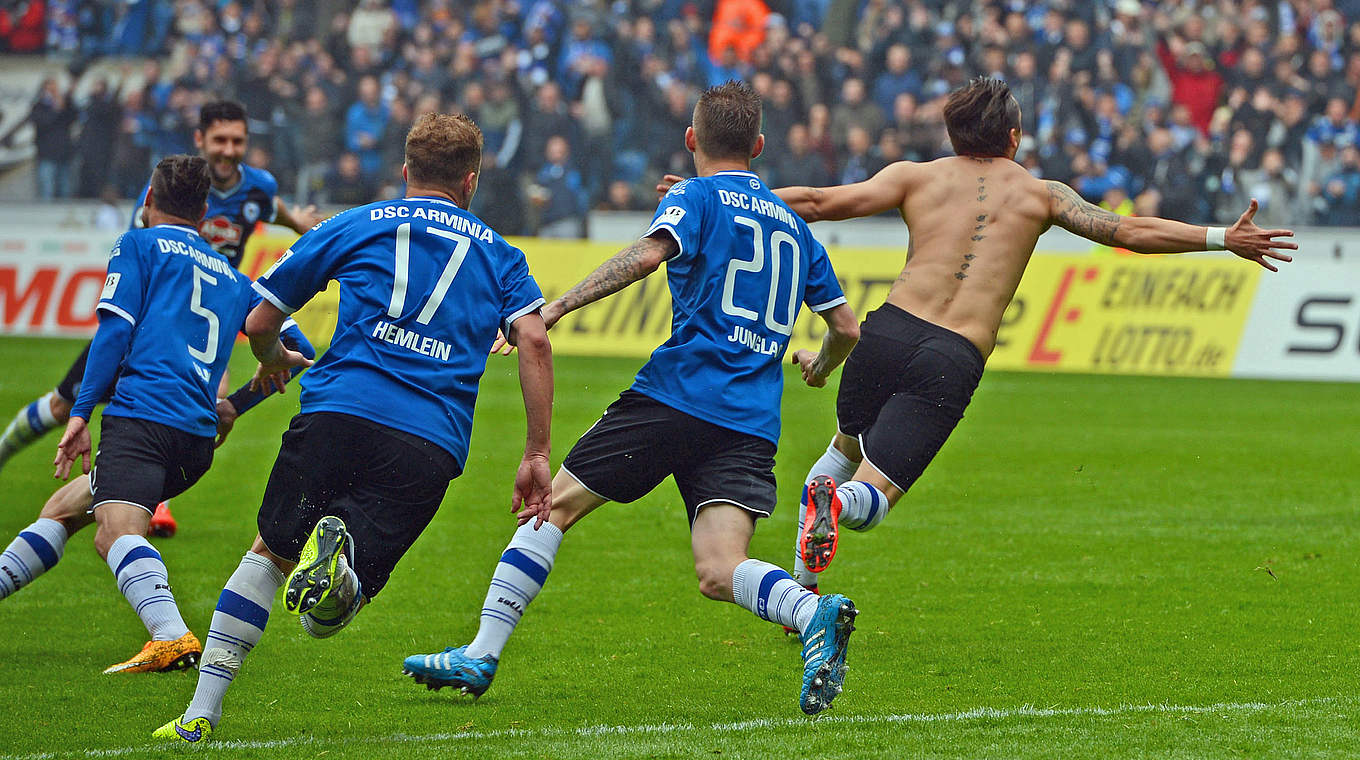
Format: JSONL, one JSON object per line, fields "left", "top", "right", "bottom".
{"left": 240, "top": 164, "right": 279, "bottom": 194}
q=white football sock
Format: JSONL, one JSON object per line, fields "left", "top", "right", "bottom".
{"left": 837, "top": 481, "right": 888, "bottom": 531}
{"left": 105, "top": 534, "right": 189, "bottom": 641}
{"left": 732, "top": 559, "right": 818, "bottom": 633}
{"left": 792, "top": 443, "right": 858, "bottom": 588}
{"left": 0, "top": 518, "right": 67, "bottom": 599}
{"left": 0, "top": 392, "right": 60, "bottom": 463}
{"left": 187, "top": 552, "right": 283, "bottom": 727}
{"left": 465, "top": 521, "right": 563, "bottom": 660}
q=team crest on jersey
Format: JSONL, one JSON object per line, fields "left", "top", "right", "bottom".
{"left": 242, "top": 200, "right": 262, "bottom": 224}
{"left": 199, "top": 215, "right": 243, "bottom": 250}
{"left": 667, "top": 180, "right": 690, "bottom": 196}
{"left": 749, "top": 178, "right": 760, "bottom": 189}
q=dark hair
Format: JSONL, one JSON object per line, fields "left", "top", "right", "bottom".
{"left": 404, "top": 112, "right": 483, "bottom": 191}
{"left": 149, "top": 155, "right": 211, "bottom": 222}
{"left": 693, "top": 81, "right": 762, "bottom": 161}
{"left": 942, "top": 77, "right": 1021, "bottom": 157}
{"left": 198, "top": 100, "right": 248, "bottom": 133}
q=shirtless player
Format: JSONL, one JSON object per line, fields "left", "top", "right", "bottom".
{"left": 665, "top": 76, "right": 1296, "bottom": 593}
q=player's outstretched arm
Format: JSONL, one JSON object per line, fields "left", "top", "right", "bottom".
{"left": 509, "top": 313, "right": 553, "bottom": 528}
{"left": 541, "top": 232, "right": 679, "bottom": 328}
{"left": 1046, "top": 183, "right": 1297, "bottom": 269}
{"left": 273, "top": 197, "right": 322, "bottom": 234}
{"left": 244, "top": 301, "right": 314, "bottom": 393}
{"left": 791, "top": 303, "right": 860, "bottom": 388}
{"left": 774, "top": 162, "right": 916, "bottom": 223}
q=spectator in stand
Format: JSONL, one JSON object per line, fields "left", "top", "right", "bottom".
{"left": 529, "top": 134, "right": 587, "bottom": 238}
{"left": 379, "top": 97, "right": 415, "bottom": 187}
{"left": 348, "top": 0, "right": 397, "bottom": 59}
{"left": 325, "top": 152, "right": 375, "bottom": 207}
{"left": 708, "top": 0, "right": 768, "bottom": 64}
{"left": 1241, "top": 148, "right": 1298, "bottom": 230}
{"left": 521, "top": 82, "right": 578, "bottom": 181}
{"left": 1155, "top": 22, "right": 1223, "bottom": 136}
{"left": 830, "top": 77, "right": 883, "bottom": 150}
{"left": 345, "top": 74, "right": 388, "bottom": 179}
{"left": 768, "top": 123, "right": 831, "bottom": 189}
{"left": 76, "top": 78, "right": 123, "bottom": 199}
{"left": 873, "top": 44, "right": 921, "bottom": 115}
{"left": 1317, "top": 146, "right": 1360, "bottom": 226}
{"left": 295, "top": 87, "right": 343, "bottom": 204}
{"left": 30, "top": 78, "right": 78, "bottom": 200}
{"left": 0, "top": 0, "right": 46, "bottom": 53}
{"left": 838, "top": 125, "right": 873, "bottom": 185}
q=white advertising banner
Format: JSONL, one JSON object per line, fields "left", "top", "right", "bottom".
{"left": 1234, "top": 262, "right": 1360, "bottom": 381}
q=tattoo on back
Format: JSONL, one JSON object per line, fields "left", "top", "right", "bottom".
{"left": 1047, "top": 181, "right": 1122, "bottom": 245}
{"left": 956, "top": 179, "right": 991, "bottom": 280}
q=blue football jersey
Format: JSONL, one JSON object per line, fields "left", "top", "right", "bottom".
{"left": 252, "top": 196, "right": 545, "bottom": 468}
{"left": 97, "top": 225, "right": 254, "bottom": 437}
{"left": 133, "top": 164, "right": 278, "bottom": 268}
{"left": 632, "top": 170, "right": 846, "bottom": 444}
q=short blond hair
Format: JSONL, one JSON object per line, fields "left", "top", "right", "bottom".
{"left": 404, "top": 113, "right": 483, "bottom": 191}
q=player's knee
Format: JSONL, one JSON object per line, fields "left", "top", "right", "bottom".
{"left": 694, "top": 559, "right": 734, "bottom": 601}
{"left": 832, "top": 433, "right": 862, "bottom": 462}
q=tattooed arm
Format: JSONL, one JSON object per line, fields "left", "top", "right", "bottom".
{"left": 1045, "top": 182, "right": 1296, "bottom": 267}
{"left": 541, "top": 232, "right": 680, "bottom": 327}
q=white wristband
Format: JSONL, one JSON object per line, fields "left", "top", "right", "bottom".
{"left": 1205, "top": 226, "right": 1227, "bottom": 251}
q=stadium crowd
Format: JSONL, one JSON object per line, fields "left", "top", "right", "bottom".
{"left": 17, "top": 0, "right": 1360, "bottom": 232}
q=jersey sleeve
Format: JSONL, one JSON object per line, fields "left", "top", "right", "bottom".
{"left": 643, "top": 179, "right": 704, "bottom": 258}
{"left": 251, "top": 214, "right": 348, "bottom": 314}
{"left": 259, "top": 169, "right": 280, "bottom": 223}
{"left": 498, "top": 244, "right": 546, "bottom": 334}
{"left": 96, "top": 233, "right": 147, "bottom": 326}
{"left": 802, "top": 236, "right": 846, "bottom": 312}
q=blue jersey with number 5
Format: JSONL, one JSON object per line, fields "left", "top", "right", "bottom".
{"left": 252, "top": 196, "right": 545, "bottom": 468}
{"left": 633, "top": 170, "right": 845, "bottom": 443}
{"left": 97, "top": 225, "right": 254, "bottom": 437}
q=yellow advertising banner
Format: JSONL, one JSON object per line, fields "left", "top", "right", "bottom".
{"left": 241, "top": 231, "right": 1262, "bottom": 378}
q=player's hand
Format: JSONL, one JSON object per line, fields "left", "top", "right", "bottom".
{"left": 655, "top": 174, "right": 685, "bottom": 198}
{"left": 541, "top": 300, "right": 566, "bottom": 330}
{"left": 290, "top": 204, "right": 322, "bottom": 231}
{"left": 792, "top": 349, "right": 828, "bottom": 388}
{"left": 250, "top": 344, "right": 313, "bottom": 394}
{"left": 1226, "top": 199, "right": 1297, "bottom": 272}
{"left": 512, "top": 452, "right": 552, "bottom": 528}
{"left": 53, "top": 417, "right": 92, "bottom": 480}
{"left": 490, "top": 330, "right": 516, "bottom": 356}
{"left": 214, "top": 398, "right": 239, "bottom": 449}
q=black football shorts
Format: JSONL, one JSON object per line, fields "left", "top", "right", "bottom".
{"left": 89, "top": 415, "right": 214, "bottom": 514}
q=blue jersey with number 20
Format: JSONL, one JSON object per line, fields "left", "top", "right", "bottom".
{"left": 633, "top": 170, "right": 846, "bottom": 444}
{"left": 252, "top": 196, "right": 545, "bottom": 468}
{"left": 97, "top": 225, "right": 254, "bottom": 437}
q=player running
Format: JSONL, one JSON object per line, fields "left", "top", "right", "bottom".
{"left": 0, "top": 100, "right": 321, "bottom": 537}
{"left": 154, "top": 113, "right": 553, "bottom": 744}
{"left": 0, "top": 155, "right": 309, "bottom": 674}
{"left": 676, "top": 77, "right": 1297, "bottom": 595}
{"left": 402, "top": 82, "right": 863, "bottom": 716}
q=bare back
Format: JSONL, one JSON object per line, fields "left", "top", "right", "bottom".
{"left": 890, "top": 156, "right": 1051, "bottom": 357}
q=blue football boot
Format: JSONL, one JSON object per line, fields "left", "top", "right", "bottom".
{"left": 403, "top": 645, "right": 498, "bottom": 697}
{"left": 799, "top": 593, "right": 858, "bottom": 715}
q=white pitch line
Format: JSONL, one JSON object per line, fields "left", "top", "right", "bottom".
{"left": 2, "top": 696, "right": 1346, "bottom": 760}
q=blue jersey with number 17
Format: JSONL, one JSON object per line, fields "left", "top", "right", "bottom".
{"left": 97, "top": 225, "right": 254, "bottom": 437}
{"left": 633, "top": 170, "right": 846, "bottom": 444}
{"left": 252, "top": 196, "right": 545, "bottom": 469}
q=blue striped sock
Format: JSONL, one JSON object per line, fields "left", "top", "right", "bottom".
{"left": 837, "top": 481, "right": 888, "bottom": 531}
{"left": 733, "top": 559, "right": 818, "bottom": 633}
{"left": 186, "top": 552, "right": 283, "bottom": 727}
{"left": 465, "top": 521, "right": 563, "bottom": 659}
{"left": 0, "top": 518, "right": 67, "bottom": 599}
{"left": 105, "top": 534, "right": 188, "bottom": 641}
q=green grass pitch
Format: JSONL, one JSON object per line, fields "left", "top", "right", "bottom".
{"left": 0, "top": 337, "right": 1356, "bottom": 759}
